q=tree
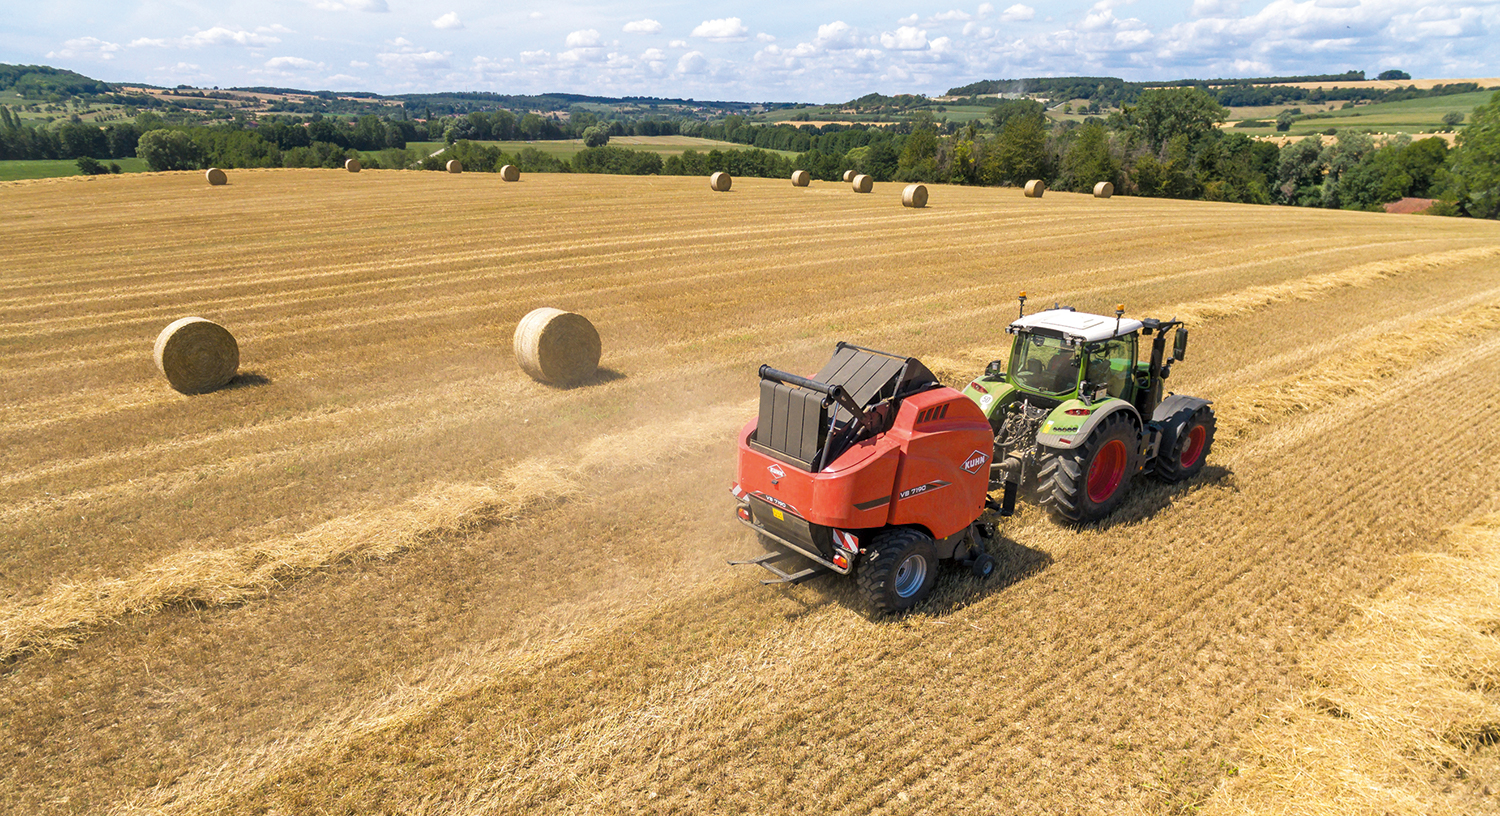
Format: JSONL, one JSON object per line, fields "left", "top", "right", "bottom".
{"left": 1442, "top": 90, "right": 1500, "bottom": 218}
{"left": 135, "top": 129, "right": 204, "bottom": 171}
{"left": 1275, "top": 110, "right": 1295, "bottom": 132}
{"left": 1059, "top": 121, "right": 1117, "bottom": 192}
{"left": 75, "top": 156, "right": 108, "bottom": 175}
{"left": 1133, "top": 87, "right": 1226, "bottom": 151}
{"left": 1442, "top": 111, "right": 1464, "bottom": 130}
{"left": 1378, "top": 69, "right": 1411, "bottom": 81}
{"left": 582, "top": 126, "right": 609, "bottom": 148}
{"left": 982, "top": 113, "right": 1048, "bottom": 186}
{"left": 988, "top": 99, "right": 1045, "bottom": 131}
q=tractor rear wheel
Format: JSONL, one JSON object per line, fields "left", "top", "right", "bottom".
{"left": 1038, "top": 410, "right": 1138, "bottom": 524}
{"left": 1153, "top": 405, "right": 1216, "bottom": 482}
{"left": 857, "top": 527, "right": 938, "bottom": 614}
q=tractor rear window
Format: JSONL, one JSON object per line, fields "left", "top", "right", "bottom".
{"left": 1010, "top": 333, "right": 1079, "bottom": 395}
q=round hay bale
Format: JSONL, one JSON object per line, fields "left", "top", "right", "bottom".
{"left": 791, "top": 170, "right": 810, "bottom": 187}
{"left": 154, "top": 317, "right": 239, "bottom": 395}
{"left": 710, "top": 171, "right": 732, "bottom": 192}
{"left": 205, "top": 168, "right": 227, "bottom": 186}
{"left": 345, "top": 158, "right": 361, "bottom": 173}
{"left": 446, "top": 159, "right": 463, "bottom": 174}
{"left": 902, "top": 184, "right": 928, "bottom": 208}
{"left": 1093, "top": 181, "right": 1114, "bottom": 198}
{"left": 851, "top": 174, "right": 873, "bottom": 194}
{"left": 1024, "top": 179, "right": 1046, "bottom": 197}
{"left": 500, "top": 164, "right": 520, "bottom": 182}
{"left": 842, "top": 170, "right": 855, "bottom": 182}
{"left": 514, "top": 308, "right": 601, "bottom": 385}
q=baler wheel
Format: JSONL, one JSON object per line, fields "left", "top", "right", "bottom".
{"left": 972, "top": 553, "right": 996, "bottom": 579}
{"left": 1153, "top": 405, "right": 1216, "bottom": 483}
{"left": 857, "top": 527, "right": 938, "bottom": 613}
{"left": 1038, "top": 410, "right": 1138, "bottom": 524}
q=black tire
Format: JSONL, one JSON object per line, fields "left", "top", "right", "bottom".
{"left": 971, "top": 553, "right": 996, "bottom": 579}
{"left": 1037, "top": 410, "right": 1138, "bottom": 524}
{"left": 856, "top": 527, "right": 937, "bottom": 614}
{"left": 1153, "top": 405, "right": 1215, "bottom": 483}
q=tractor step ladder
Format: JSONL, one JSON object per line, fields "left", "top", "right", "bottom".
{"left": 727, "top": 551, "right": 828, "bottom": 585}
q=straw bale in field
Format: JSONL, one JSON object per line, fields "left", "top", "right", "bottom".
{"left": 514, "top": 308, "right": 601, "bottom": 385}
{"left": 500, "top": 164, "right": 520, "bottom": 182}
{"left": 1093, "top": 181, "right": 1114, "bottom": 198}
{"left": 154, "top": 317, "right": 239, "bottom": 395}
{"left": 447, "top": 159, "right": 463, "bottom": 173}
{"left": 791, "top": 170, "right": 810, "bottom": 187}
{"left": 205, "top": 168, "right": 227, "bottom": 186}
{"left": 842, "top": 170, "right": 855, "bottom": 182}
{"left": 1024, "top": 179, "right": 1045, "bottom": 197}
{"left": 345, "top": 158, "right": 361, "bottom": 173}
{"left": 710, "top": 172, "right": 732, "bottom": 192}
{"left": 902, "top": 184, "right": 928, "bottom": 208}
{"left": 852, "top": 174, "right": 873, "bottom": 193}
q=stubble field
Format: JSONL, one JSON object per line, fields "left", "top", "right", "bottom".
{"left": 2, "top": 169, "right": 1499, "bottom": 815}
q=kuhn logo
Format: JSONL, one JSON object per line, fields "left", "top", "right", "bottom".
{"left": 767, "top": 464, "right": 785, "bottom": 480}
{"left": 962, "top": 450, "right": 989, "bottom": 474}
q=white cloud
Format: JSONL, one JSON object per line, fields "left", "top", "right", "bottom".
{"left": 677, "top": 50, "right": 708, "bottom": 73}
{"left": 529, "top": 11, "right": 544, "bottom": 19}
{"left": 930, "top": 10, "right": 972, "bottom": 22}
{"left": 350, "top": 60, "right": 370, "bottom": 68}
{"left": 308, "top": 0, "right": 388, "bottom": 11}
{"left": 325, "top": 73, "right": 361, "bottom": 85}
{"left": 669, "top": 39, "right": 688, "bottom": 48}
{"left": 880, "top": 26, "right": 929, "bottom": 50}
{"left": 376, "top": 39, "right": 451, "bottom": 72}
{"left": 519, "top": 49, "right": 551, "bottom": 63}
{"left": 899, "top": 14, "right": 919, "bottom": 26}
{"left": 815, "top": 21, "right": 858, "bottom": 49}
{"left": 978, "top": 2, "right": 995, "bottom": 16}
{"left": 756, "top": 32, "right": 777, "bottom": 42}
{"left": 433, "top": 12, "right": 464, "bottom": 30}
{"left": 624, "top": 19, "right": 663, "bottom": 34}
{"left": 47, "top": 36, "right": 122, "bottom": 60}
{"left": 1190, "top": 0, "right": 1240, "bottom": 16}
{"left": 129, "top": 37, "right": 167, "bottom": 48}
{"left": 182, "top": 27, "right": 283, "bottom": 48}
{"left": 265, "top": 56, "right": 325, "bottom": 70}
{"left": 692, "top": 17, "right": 750, "bottom": 41}
{"left": 1001, "top": 4, "right": 1036, "bottom": 22}
{"left": 642, "top": 48, "right": 666, "bottom": 60}
{"left": 565, "top": 29, "right": 603, "bottom": 48}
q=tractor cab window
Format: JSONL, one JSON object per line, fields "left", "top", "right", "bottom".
{"left": 1084, "top": 335, "right": 1138, "bottom": 400}
{"left": 1010, "top": 332, "right": 1080, "bottom": 395}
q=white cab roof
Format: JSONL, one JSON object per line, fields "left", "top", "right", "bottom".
{"left": 1009, "top": 308, "right": 1144, "bottom": 343}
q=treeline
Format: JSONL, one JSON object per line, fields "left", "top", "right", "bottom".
{"left": 0, "top": 64, "right": 112, "bottom": 99}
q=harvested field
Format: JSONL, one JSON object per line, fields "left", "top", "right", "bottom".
{"left": 1, "top": 169, "right": 1499, "bottom": 815}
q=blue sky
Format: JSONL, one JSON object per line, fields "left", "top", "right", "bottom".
{"left": 5, "top": 1, "right": 1498, "bottom": 101}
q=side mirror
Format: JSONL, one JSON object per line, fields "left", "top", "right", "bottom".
{"left": 1173, "top": 327, "right": 1189, "bottom": 361}
{"left": 985, "top": 359, "right": 1005, "bottom": 377}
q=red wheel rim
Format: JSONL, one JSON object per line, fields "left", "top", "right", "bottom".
{"left": 1180, "top": 425, "right": 1206, "bottom": 468}
{"left": 1086, "top": 439, "right": 1128, "bottom": 503}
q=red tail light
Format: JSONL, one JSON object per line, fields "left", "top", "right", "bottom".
{"left": 1065, "top": 408, "right": 1091, "bottom": 416}
{"left": 969, "top": 381, "right": 988, "bottom": 394}
{"left": 736, "top": 506, "right": 751, "bottom": 522}
{"left": 833, "top": 553, "right": 849, "bottom": 570}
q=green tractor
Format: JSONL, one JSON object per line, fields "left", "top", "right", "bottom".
{"left": 962, "top": 296, "right": 1216, "bottom": 524}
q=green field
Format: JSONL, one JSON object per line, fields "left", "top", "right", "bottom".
{"left": 1228, "top": 89, "right": 1496, "bottom": 137}
{"left": 408, "top": 135, "right": 795, "bottom": 161}
{"left": 0, "top": 157, "right": 149, "bottom": 181}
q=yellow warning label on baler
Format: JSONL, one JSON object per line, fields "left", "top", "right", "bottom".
{"left": 772, "top": 508, "right": 784, "bottom": 521}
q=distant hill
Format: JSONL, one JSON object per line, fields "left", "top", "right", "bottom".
{"left": 0, "top": 64, "right": 113, "bottom": 98}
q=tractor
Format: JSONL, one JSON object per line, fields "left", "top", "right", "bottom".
{"left": 729, "top": 342, "right": 1005, "bottom": 613}
{"left": 962, "top": 296, "right": 1216, "bottom": 524}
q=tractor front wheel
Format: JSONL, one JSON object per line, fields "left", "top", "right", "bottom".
{"left": 1153, "top": 405, "right": 1216, "bottom": 483}
{"left": 857, "top": 527, "right": 938, "bottom": 614}
{"left": 1038, "top": 410, "right": 1138, "bottom": 524}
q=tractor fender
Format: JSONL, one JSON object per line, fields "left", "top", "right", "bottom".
{"left": 1151, "top": 394, "right": 1213, "bottom": 457}
{"left": 961, "top": 377, "right": 1018, "bottom": 424}
{"left": 1035, "top": 397, "right": 1140, "bottom": 450}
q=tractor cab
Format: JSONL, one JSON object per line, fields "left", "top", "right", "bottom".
{"left": 1002, "top": 308, "right": 1144, "bottom": 405}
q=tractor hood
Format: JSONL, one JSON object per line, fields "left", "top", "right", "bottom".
{"left": 1009, "top": 308, "right": 1143, "bottom": 344}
